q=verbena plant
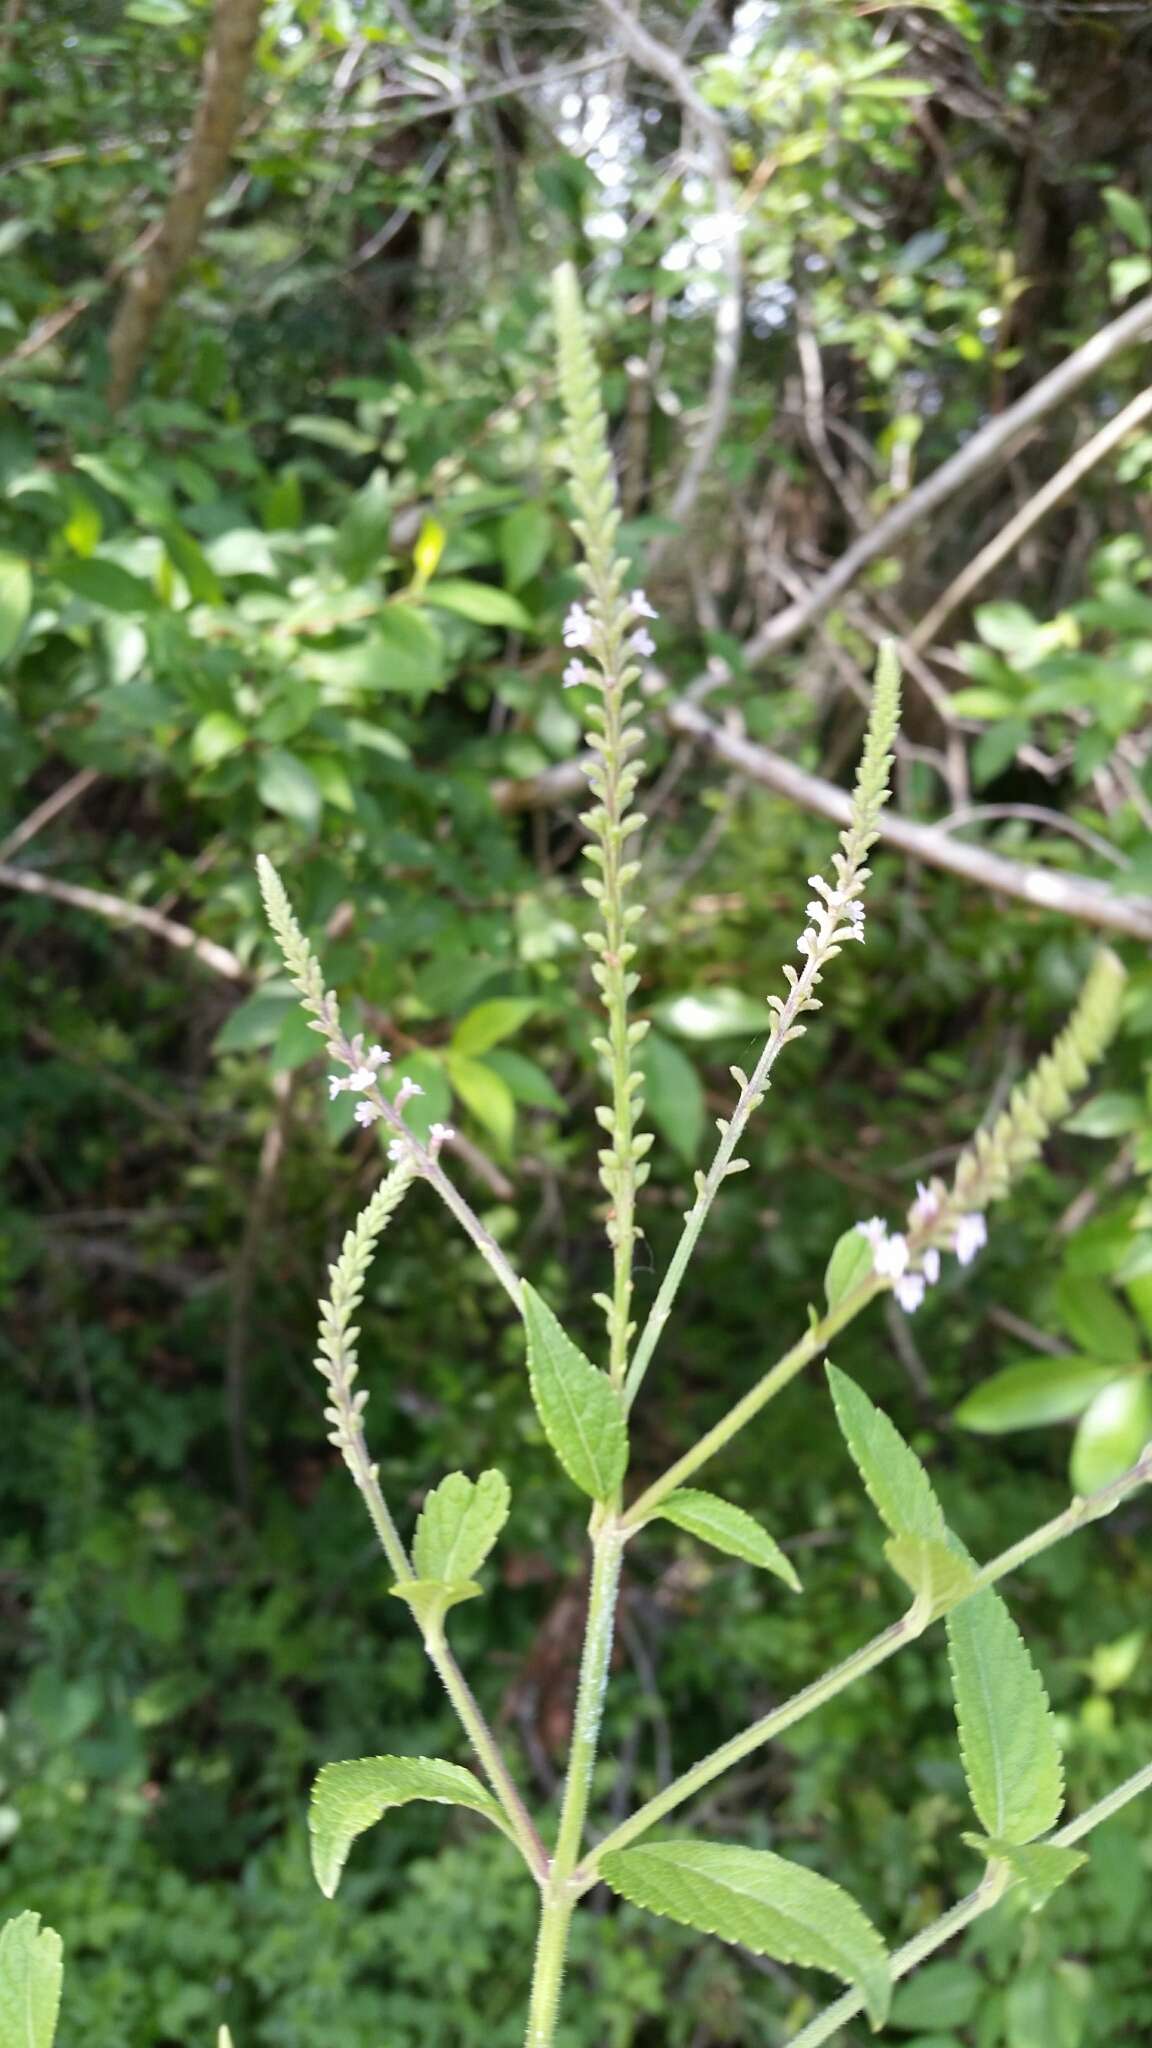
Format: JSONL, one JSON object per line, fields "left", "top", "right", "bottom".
{"left": 4, "top": 268, "right": 1150, "bottom": 2048}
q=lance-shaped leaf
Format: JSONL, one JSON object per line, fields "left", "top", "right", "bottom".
{"left": 963, "top": 1834, "right": 1086, "bottom": 1912}
{"left": 600, "top": 1840, "right": 890, "bottom": 2028}
{"left": 827, "top": 1365, "right": 949, "bottom": 1544}
{"left": 651, "top": 1489, "right": 800, "bottom": 1592}
{"left": 824, "top": 1229, "right": 874, "bottom": 1311}
{"left": 947, "top": 1589, "right": 1063, "bottom": 1845}
{"left": 310, "top": 1755, "right": 511, "bottom": 1897}
{"left": 0, "top": 1912, "right": 64, "bottom": 2048}
{"left": 884, "top": 1534, "right": 976, "bottom": 1613}
{"left": 412, "top": 1469, "right": 511, "bottom": 1585}
{"left": 521, "top": 1282, "right": 628, "bottom": 1500}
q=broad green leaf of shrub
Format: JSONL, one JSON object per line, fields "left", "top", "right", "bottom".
{"left": 57, "top": 556, "right": 156, "bottom": 613}
{"left": 1054, "top": 1275, "right": 1139, "bottom": 1362}
{"left": 411, "top": 1470, "right": 510, "bottom": 1586}
{"left": 824, "top": 1229, "right": 874, "bottom": 1310}
{"left": 652, "top": 1489, "right": 800, "bottom": 1591}
{"left": 638, "top": 1029, "right": 704, "bottom": 1163}
{"left": 424, "top": 578, "right": 531, "bottom": 630}
{"left": 444, "top": 1053, "right": 516, "bottom": 1149}
{"left": 482, "top": 1049, "right": 565, "bottom": 1113}
{"left": 0, "top": 1912, "right": 64, "bottom": 2048}
{"left": 191, "top": 710, "right": 248, "bottom": 769}
{"left": 599, "top": 1841, "right": 890, "bottom": 2028}
{"left": 947, "top": 1588, "right": 1063, "bottom": 1845}
{"left": 521, "top": 1282, "right": 627, "bottom": 1500}
{"left": 499, "top": 504, "right": 551, "bottom": 590}
{"left": 0, "top": 555, "right": 32, "bottom": 664}
{"left": 955, "top": 1356, "right": 1125, "bottom": 1434}
{"left": 309, "top": 1756, "right": 509, "bottom": 1897}
{"left": 888, "top": 1957, "right": 983, "bottom": 2030}
{"left": 257, "top": 749, "right": 322, "bottom": 831}
{"left": 451, "top": 1000, "right": 537, "bottom": 1055}
{"left": 962, "top": 1835, "right": 1085, "bottom": 1911}
{"left": 1070, "top": 1375, "right": 1152, "bottom": 1494}
{"left": 826, "top": 1366, "right": 949, "bottom": 1544}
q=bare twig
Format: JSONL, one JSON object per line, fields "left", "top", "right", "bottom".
{"left": 0, "top": 768, "right": 100, "bottom": 863}
{"left": 0, "top": 862, "right": 247, "bottom": 978}
{"left": 934, "top": 801, "right": 1130, "bottom": 868}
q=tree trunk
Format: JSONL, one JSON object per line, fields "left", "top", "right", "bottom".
{"left": 105, "top": 0, "right": 267, "bottom": 409}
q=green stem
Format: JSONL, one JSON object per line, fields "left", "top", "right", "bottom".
{"left": 524, "top": 1522, "right": 625, "bottom": 2046}
{"left": 585, "top": 1445, "right": 1152, "bottom": 1878}
{"left": 622, "top": 1277, "right": 884, "bottom": 1528}
{"left": 784, "top": 1758, "right": 1152, "bottom": 2048}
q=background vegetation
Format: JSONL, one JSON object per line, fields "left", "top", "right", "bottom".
{"left": 2, "top": 1, "right": 1152, "bottom": 2041}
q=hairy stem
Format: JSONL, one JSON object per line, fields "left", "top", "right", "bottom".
{"left": 586, "top": 1444, "right": 1152, "bottom": 1876}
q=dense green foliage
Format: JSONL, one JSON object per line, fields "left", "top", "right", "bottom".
{"left": 3, "top": 0, "right": 1152, "bottom": 2041}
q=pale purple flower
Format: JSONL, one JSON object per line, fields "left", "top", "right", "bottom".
{"left": 563, "top": 658, "right": 589, "bottom": 689}
{"left": 630, "top": 626, "right": 656, "bottom": 658}
{"left": 922, "top": 1247, "right": 941, "bottom": 1285}
{"left": 954, "top": 1213, "right": 988, "bottom": 1266}
{"left": 354, "top": 1099, "right": 382, "bottom": 1127}
{"left": 856, "top": 1216, "right": 888, "bottom": 1250}
{"left": 365, "top": 1044, "right": 391, "bottom": 1069}
{"left": 428, "top": 1121, "right": 456, "bottom": 1149}
{"left": 630, "top": 589, "right": 658, "bottom": 620}
{"left": 394, "top": 1077, "right": 425, "bottom": 1109}
{"left": 841, "top": 901, "right": 865, "bottom": 941}
{"left": 328, "top": 1073, "right": 351, "bottom": 1100}
{"left": 909, "top": 1179, "right": 941, "bottom": 1231}
{"left": 808, "top": 875, "right": 835, "bottom": 903}
{"left": 387, "top": 1138, "right": 407, "bottom": 1162}
{"left": 874, "top": 1231, "right": 910, "bottom": 1281}
{"left": 895, "top": 1271, "right": 926, "bottom": 1313}
{"left": 563, "top": 602, "right": 594, "bottom": 649}
{"left": 347, "top": 1066, "right": 377, "bottom": 1092}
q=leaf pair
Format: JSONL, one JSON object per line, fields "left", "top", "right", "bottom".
{"left": 828, "top": 1366, "right": 1080, "bottom": 1896}
{"left": 391, "top": 1467, "right": 510, "bottom": 1630}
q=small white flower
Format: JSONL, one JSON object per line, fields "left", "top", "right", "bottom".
{"left": 630, "top": 626, "right": 656, "bottom": 658}
{"left": 563, "top": 602, "right": 594, "bottom": 649}
{"left": 328, "top": 1073, "right": 351, "bottom": 1100}
{"left": 807, "top": 875, "right": 835, "bottom": 902}
{"left": 563, "top": 658, "right": 589, "bottom": 689}
{"left": 347, "top": 1066, "right": 376, "bottom": 1092}
{"left": 856, "top": 1216, "right": 888, "bottom": 1249}
{"left": 365, "top": 1044, "right": 391, "bottom": 1069}
{"left": 387, "top": 1138, "right": 407, "bottom": 1161}
{"left": 630, "top": 589, "right": 658, "bottom": 620}
{"left": 354, "top": 1099, "right": 382, "bottom": 1127}
{"left": 841, "top": 901, "right": 866, "bottom": 941}
{"left": 874, "top": 1231, "right": 910, "bottom": 1281}
{"left": 922, "top": 1247, "right": 941, "bottom": 1285}
{"left": 428, "top": 1121, "right": 456, "bottom": 1149}
{"left": 909, "top": 1180, "right": 941, "bottom": 1231}
{"left": 895, "top": 1271, "right": 926, "bottom": 1313}
{"left": 796, "top": 929, "right": 817, "bottom": 956}
{"left": 394, "top": 1077, "right": 425, "bottom": 1109}
{"left": 954, "top": 1213, "right": 988, "bottom": 1266}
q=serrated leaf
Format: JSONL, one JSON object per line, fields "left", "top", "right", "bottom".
{"left": 962, "top": 1834, "right": 1086, "bottom": 1911}
{"left": 955, "top": 1356, "right": 1124, "bottom": 1434}
{"left": 599, "top": 1840, "right": 890, "bottom": 2027}
{"left": 411, "top": 1470, "right": 510, "bottom": 1585}
{"left": 884, "top": 1535, "right": 976, "bottom": 1612}
{"left": 0, "top": 1912, "right": 64, "bottom": 2048}
{"left": 1069, "top": 1375, "right": 1152, "bottom": 1494}
{"left": 309, "top": 1756, "right": 508, "bottom": 1897}
{"left": 521, "top": 1282, "right": 628, "bottom": 1500}
{"left": 947, "top": 1588, "right": 1063, "bottom": 1844}
{"left": 389, "top": 1578, "right": 483, "bottom": 1627}
{"left": 826, "top": 1366, "right": 948, "bottom": 1544}
{"left": 824, "top": 1229, "right": 874, "bottom": 1310}
{"left": 652, "top": 1489, "right": 800, "bottom": 1591}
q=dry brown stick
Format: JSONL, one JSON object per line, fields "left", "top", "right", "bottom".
{"left": 105, "top": 0, "right": 268, "bottom": 407}
{"left": 744, "top": 290, "right": 1152, "bottom": 658}
{"left": 226, "top": 1067, "right": 293, "bottom": 1514}
{"left": 0, "top": 768, "right": 101, "bottom": 863}
{"left": 909, "top": 381, "right": 1152, "bottom": 651}
{"left": 0, "top": 861, "right": 247, "bottom": 978}
{"left": 490, "top": 704, "right": 1152, "bottom": 942}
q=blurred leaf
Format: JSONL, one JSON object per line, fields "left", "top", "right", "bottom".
{"left": 1087, "top": 1627, "right": 1144, "bottom": 1694}
{"left": 424, "top": 579, "right": 531, "bottom": 630}
{"left": 191, "top": 710, "right": 248, "bottom": 769}
{"left": 638, "top": 1029, "right": 704, "bottom": 1163}
{"left": 889, "top": 1959, "right": 982, "bottom": 2030}
{"left": 444, "top": 1053, "right": 516, "bottom": 1149}
{"left": 288, "top": 414, "right": 377, "bottom": 455}
{"left": 0, "top": 555, "right": 32, "bottom": 663}
{"left": 451, "top": 1000, "right": 536, "bottom": 1055}
{"left": 1103, "top": 186, "right": 1152, "bottom": 250}
{"left": 499, "top": 505, "right": 551, "bottom": 590}
{"left": 57, "top": 557, "right": 156, "bottom": 612}
{"left": 955, "top": 1356, "right": 1124, "bottom": 1434}
{"left": 651, "top": 987, "right": 767, "bottom": 1042}
{"left": 1070, "top": 1375, "right": 1152, "bottom": 1494}
{"left": 256, "top": 750, "right": 322, "bottom": 831}
{"left": 481, "top": 1049, "right": 565, "bottom": 1113}
{"left": 1062, "top": 1093, "right": 1144, "bottom": 1137}
{"left": 824, "top": 1229, "right": 874, "bottom": 1310}
{"left": 412, "top": 517, "right": 446, "bottom": 585}
{"left": 215, "top": 989, "right": 295, "bottom": 1053}
{"left": 1055, "top": 1275, "right": 1140, "bottom": 1363}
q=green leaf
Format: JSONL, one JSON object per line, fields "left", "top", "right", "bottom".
{"left": 651, "top": 987, "right": 768, "bottom": 1042}
{"left": 424, "top": 578, "right": 531, "bottom": 630}
{"left": 826, "top": 1366, "right": 948, "bottom": 1544}
{"left": 955, "top": 1356, "right": 1124, "bottom": 1434}
{"left": 962, "top": 1835, "right": 1086, "bottom": 1911}
{"left": 521, "top": 1282, "right": 628, "bottom": 1500}
{"left": 389, "top": 1578, "right": 482, "bottom": 1627}
{"left": 946, "top": 1588, "right": 1063, "bottom": 1844}
{"left": 411, "top": 1470, "right": 511, "bottom": 1585}
{"left": 599, "top": 1841, "right": 890, "bottom": 2028}
{"left": 256, "top": 749, "right": 322, "bottom": 832}
{"left": 653, "top": 1489, "right": 800, "bottom": 1592}
{"left": 288, "top": 414, "right": 377, "bottom": 456}
{"left": 1103, "top": 185, "right": 1152, "bottom": 249}
{"left": 638, "top": 1029, "right": 704, "bottom": 1163}
{"left": 1124, "top": 1268, "right": 1152, "bottom": 1342}
{"left": 1054, "top": 1276, "right": 1139, "bottom": 1363}
{"left": 1069, "top": 1375, "right": 1152, "bottom": 1494}
{"left": 1062, "top": 1091, "right": 1144, "bottom": 1138}
{"left": 162, "top": 524, "right": 223, "bottom": 605}
{"left": 824, "top": 1229, "right": 874, "bottom": 1310}
{"left": 214, "top": 989, "right": 295, "bottom": 1053}
{"left": 499, "top": 504, "right": 551, "bottom": 589}
{"left": 1109, "top": 255, "right": 1152, "bottom": 301}
{"left": 0, "top": 1912, "right": 64, "bottom": 2048}
{"left": 309, "top": 1756, "right": 508, "bottom": 1897}
{"left": 445, "top": 1053, "right": 516, "bottom": 1149}
{"left": 883, "top": 1535, "right": 976, "bottom": 1612}
{"left": 0, "top": 555, "right": 32, "bottom": 665}
{"left": 57, "top": 557, "right": 156, "bottom": 613}
{"left": 451, "top": 999, "right": 537, "bottom": 1055}
{"left": 889, "top": 1958, "right": 983, "bottom": 2031}
{"left": 481, "top": 1049, "right": 566, "bottom": 1114}
{"left": 191, "top": 710, "right": 247, "bottom": 769}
